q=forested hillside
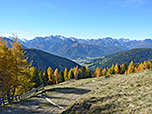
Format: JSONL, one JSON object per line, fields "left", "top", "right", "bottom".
{"left": 82, "top": 48, "right": 152, "bottom": 71}
{"left": 25, "top": 49, "right": 81, "bottom": 71}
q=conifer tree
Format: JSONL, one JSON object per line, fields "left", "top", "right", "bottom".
{"left": 38, "top": 68, "right": 44, "bottom": 85}
{"left": 77, "top": 67, "right": 87, "bottom": 79}
{"left": 114, "top": 64, "right": 120, "bottom": 74}
{"left": 94, "top": 67, "right": 100, "bottom": 77}
{"left": 77, "top": 68, "right": 83, "bottom": 79}
{"left": 73, "top": 66, "right": 78, "bottom": 79}
{"left": 126, "top": 61, "right": 135, "bottom": 74}
{"left": 43, "top": 67, "right": 49, "bottom": 85}
{"left": 106, "top": 64, "right": 115, "bottom": 75}
{"left": 0, "top": 37, "right": 13, "bottom": 97}
{"left": 81, "top": 67, "right": 87, "bottom": 78}
{"left": 102, "top": 68, "right": 106, "bottom": 76}
{"left": 64, "top": 68, "right": 68, "bottom": 81}
{"left": 54, "top": 68, "right": 60, "bottom": 84}
{"left": 30, "top": 67, "right": 40, "bottom": 87}
{"left": 68, "top": 68, "right": 73, "bottom": 80}
{"left": 47, "top": 66, "right": 55, "bottom": 84}
{"left": 96, "top": 69, "right": 101, "bottom": 77}
{"left": 120, "top": 65, "right": 126, "bottom": 74}
{"left": 143, "top": 61, "right": 151, "bottom": 70}
{"left": 146, "top": 61, "right": 151, "bottom": 69}
{"left": 134, "top": 64, "right": 139, "bottom": 72}
{"left": 118, "top": 64, "right": 121, "bottom": 72}
{"left": 0, "top": 36, "right": 33, "bottom": 98}
{"left": 86, "top": 67, "right": 92, "bottom": 78}
{"left": 123, "top": 62, "right": 128, "bottom": 70}
{"left": 111, "top": 64, "right": 115, "bottom": 73}
{"left": 70, "top": 70, "right": 74, "bottom": 79}
{"left": 59, "top": 70, "right": 64, "bottom": 83}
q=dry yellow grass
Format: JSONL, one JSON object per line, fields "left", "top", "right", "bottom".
{"left": 62, "top": 70, "right": 152, "bottom": 114}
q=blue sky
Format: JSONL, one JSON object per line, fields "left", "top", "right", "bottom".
{"left": 0, "top": 0, "right": 152, "bottom": 40}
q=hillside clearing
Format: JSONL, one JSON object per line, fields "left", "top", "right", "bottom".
{"left": 0, "top": 70, "right": 152, "bottom": 114}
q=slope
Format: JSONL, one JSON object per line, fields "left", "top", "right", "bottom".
{"left": 1, "top": 69, "right": 152, "bottom": 114}
{"left": 25, "top": 49, "right": 81, "bottom": 71}
{"left": 62, "top": 70, "right": 152, "bottom": 114}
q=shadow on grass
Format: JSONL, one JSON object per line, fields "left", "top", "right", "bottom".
{"left": 0, "top": 101, "right": 42, "bottom": 114}
{"left": 62, "top": 93, "right": 131, "bottom": 114}
{"left": 46, "top": 87, "right": 91, "bottom": 95}
{"left": 46, "top": 96, "right": 70, "bottom": 100}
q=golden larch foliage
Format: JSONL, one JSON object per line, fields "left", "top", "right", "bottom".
{"left": 114, "top": 64, "right": 120, "bottom": 74}
{"left": 54, "top": 68, "right": 59, "bottom": 84}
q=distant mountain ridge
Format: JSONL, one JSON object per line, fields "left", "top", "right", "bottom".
{"left": 21, "top": 35, "right": 124, "bottom": 59}
{"left": 5, "top": 35, "right": 152, "bottom": 60}
{"left": 21, "top": 35, "right": 152, "bottom": 59}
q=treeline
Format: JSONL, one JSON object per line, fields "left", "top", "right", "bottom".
{"left": 31, "top": 66, "right": 92, "bottom": 87}
{"left": 94, "top": 61, "right": 152, "bottom": 77}
{"left": 31, "top": 60, "right": 152, "bottom": 88}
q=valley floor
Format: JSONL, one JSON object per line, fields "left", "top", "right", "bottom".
{"left": 0, "top": 70, "right": 152, "bottom": 114}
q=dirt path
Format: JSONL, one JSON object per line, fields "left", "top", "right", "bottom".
{"left": 0, "top": 78, "right": 103, "bottom": 114}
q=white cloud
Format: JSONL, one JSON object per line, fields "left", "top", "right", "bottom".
{"left": 0, "top": 33, "right": 12, "bottom": 37}
{"left": 123, "top": 0, "right": 144, "bottom": 7}
{"left": 0, "top": 31, "right": 32, "bottom": 40}
{"left": 29, "top": 2, "right": 56, "bottom": 10}
{"left": 108, "top": 0, "right": 145, "bottom": 8}
{"left": 39, "top": 3, "right": 56, "bottom": 10}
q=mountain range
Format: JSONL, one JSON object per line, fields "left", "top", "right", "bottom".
{"left": 20, "top": 35, "right": 152, "bottom": 60}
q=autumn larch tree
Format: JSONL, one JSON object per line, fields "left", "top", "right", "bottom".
{"left": 0, "top": 36, "right": 34, "bottom": 99}
{"left": 114, "top": 64, "right": 120, "bottom": 74}
{"left": 102, "top": 68, "right": 106, "bottom": 76}
{"left": 64, "top": 68, "right": 68, "bottom": 81}
{"left": 125, "top": 61, "right": 135, "bottom": 74}
{"left": 47, "top": 66, "right": 55, "bottom": 84}
{"left": 73, "top": 66, "right": 78, "bottom": 79}
{"left": 94, "top": 67, "right": 100, "bottom": 77}
{"left": 54, "top": 68, "right": 60, "bottom": 84}
{"left": 68, "top": 68, "right": 73, "bottom": 80}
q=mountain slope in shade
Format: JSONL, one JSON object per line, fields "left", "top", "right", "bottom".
{"left": 82, "top": 48, "right": 152, "bottom": 71}
{"left": 25, "top": 49, "right": 81, "bottom": 71}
